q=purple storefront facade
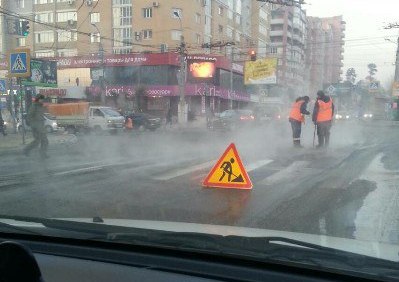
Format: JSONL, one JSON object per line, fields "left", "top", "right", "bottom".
{"left": 59, "top": 52, "right": 249, "bottom": 116}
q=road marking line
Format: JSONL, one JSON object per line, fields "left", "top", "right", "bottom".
{"left": 53, "top": 165, "right": 105, "bottom": 176}
{"left": 246, "top": 159, "right": 274, "bottom": 172}
{"left": 258, "top": 161, "right": 309, "bottom": 185}
{"left": 153, "top": 160, "right": 216, "bottom": 181}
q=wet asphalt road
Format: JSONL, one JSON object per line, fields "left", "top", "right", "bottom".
{"left": 0, "top": 120, "right": 398, "bottom": 245}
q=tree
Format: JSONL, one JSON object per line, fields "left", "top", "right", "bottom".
{"left": 345, "top": 68, "right": 357, "bottom": 84}
{"left": 367, "top": 63, "right": 378, "bottom": 80}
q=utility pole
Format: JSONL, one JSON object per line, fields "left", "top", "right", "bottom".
{"left": 395, "top": 37, "right": 399, "bottom": 82}
{"left": 92, "top": 23, "right": 105, "bottom": 105}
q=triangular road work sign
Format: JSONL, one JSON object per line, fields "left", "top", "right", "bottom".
{"left": 203, "top": 143, "right": 252, "bottom": 189}
{"left": 11, "top": 54, "right": 27, "bottom": 71}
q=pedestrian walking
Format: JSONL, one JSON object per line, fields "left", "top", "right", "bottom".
{"left": 165, "top": 107, "right": 172, "bottom": 128}
{"left": 0, "top": 111, "right": 6, "bottom": 136}
{"left": 312, "top": 90, "right": 334, "bottom": 148}
{"left": 23, "top": 95, "right": 49, "bottom": 159}
{"left": 288, "top": 96, "right": 310, "bottom": 147}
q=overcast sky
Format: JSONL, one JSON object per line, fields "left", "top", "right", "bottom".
{"left": 305, "top": 0, "right": 399, "bottom": 88}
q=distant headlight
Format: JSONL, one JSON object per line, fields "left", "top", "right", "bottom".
{"left": 107, "top": 120, "right": 112, "bottom": 123}
{"left": 345, "top": 115, "right": 350, "bottom": 119}
{"left": 363, "top": 114, "right": 373, "bottom": 118}
{"left": 3, "top": 121, "right": 7, "bottom": 125}
{"left": 335, "top": 114, "right": 342, "bottom": 119}
{"left": 52, "top": 122, "right": 57, "bottom": 126}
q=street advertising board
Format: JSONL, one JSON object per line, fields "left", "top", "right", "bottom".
{"left": 23, "top": 59, "right": 57, "bottom": 87}
{"left": 244, "top": 58, "right": 277, "bottom": 85}
{"left": 187, "top": 60, "right": 216, "bottom": 83}
{"left": 392, "top": 82, "right": 399, "bottom": 97}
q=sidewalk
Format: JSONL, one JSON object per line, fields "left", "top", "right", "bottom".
{"left": 0, "top": 132, "right": 77, "bottom": 155}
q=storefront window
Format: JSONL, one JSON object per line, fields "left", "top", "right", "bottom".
{"left": 104, "top": 66, "right": 178, "bottom": 85}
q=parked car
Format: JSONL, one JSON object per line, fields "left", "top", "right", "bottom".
{"left": 17, "top": 113, "right": 59, "bottom": 133}
{"left": 125, "top": 112, "right": 162, "bottom": 131}
{"left": 210, "top": 109, "right": 256, "bottom": 131}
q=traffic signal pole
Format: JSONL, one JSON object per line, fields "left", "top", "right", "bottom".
{"left": 18, "top": 77, "right": 25, "bottom": 145}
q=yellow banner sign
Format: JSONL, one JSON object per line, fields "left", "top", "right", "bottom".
{"left": 244, "top": 58, "right": 277, "bottom": 85}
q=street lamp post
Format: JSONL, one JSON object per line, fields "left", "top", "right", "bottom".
{"left": 92, "top": 23, "right": 105, "bottom": 105}
{"left": 174, "top": 11, "right": 187, "bottom": 124}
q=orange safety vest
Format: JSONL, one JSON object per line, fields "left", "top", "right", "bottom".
{"left": 289, "top": 100, "right": 305, "bottom": 122}
{"left": 125, "top": 117, "right": 133, "bottom": 129}
{"left": 316, "top": 99, "right": 333, "bottom": 122}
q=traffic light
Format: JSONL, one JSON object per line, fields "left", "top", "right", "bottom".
{"left": 250, "top": 50, "right": 256, "bottom": 61}
{"left": 20, "top": 21, "right": 30, "bottom": 37}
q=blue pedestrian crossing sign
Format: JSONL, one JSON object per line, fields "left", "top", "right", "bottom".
{"left": 8, "top": 49, "right": 31, "bottom": 77}
{"left": 0, "top": 79, "right": 6, "bottom": 93}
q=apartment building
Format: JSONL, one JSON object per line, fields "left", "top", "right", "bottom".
{"left": 269, "top": 4, "right": 307, "bottom": 94}
{"left": 306, "top": 15, "right": 345, "bottom": 95}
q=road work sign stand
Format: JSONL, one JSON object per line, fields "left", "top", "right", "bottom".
{"left": 203, "top": 143, "right": 252, "bottom": 189}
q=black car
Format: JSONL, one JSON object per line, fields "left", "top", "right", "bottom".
{"left": 125, "top": 112, "right": 162, "bottom": 131}
{"left": 210, "top": 109, "right": 256, "bottom": 131}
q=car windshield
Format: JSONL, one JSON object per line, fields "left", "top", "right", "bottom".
{"left": 1, "top": 0, "right": 399, "bottom": 279}
{"left": 101, "top": 108, "right": 121, "bottom": 117}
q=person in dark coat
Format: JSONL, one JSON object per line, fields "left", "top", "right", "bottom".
{"left": 23, "top": 95, "right": 49, "bottom": 158}
{"left": 0, "top": 111, "right": 6, "bottom": 136}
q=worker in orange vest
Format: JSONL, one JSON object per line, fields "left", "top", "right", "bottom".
{"left": 125, "top": 116, "right": 133, "bottom": 130}
{"left": 312, "top": 90, "right": 335, "bottom": 148}
{"left": 289, "top": 96, "right": 310, "bottom": 147}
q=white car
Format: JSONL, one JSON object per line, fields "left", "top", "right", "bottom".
{"left": 18, "top": 113, "right": 59, "bottom": 133}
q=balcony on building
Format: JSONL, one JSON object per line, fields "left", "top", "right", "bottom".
{"left": 270, "top": 30, "right": 285, "bottom": 37}
{"left": 271, "top": 18, "right": 285, "bottom": 25}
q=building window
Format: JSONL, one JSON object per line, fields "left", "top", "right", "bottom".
{"left": 35, "top": 50, "right": 54, "bottom": 58}
{"left": 143, "top": 29, "right": 152, "bottom": 39}
{"left": 195, "top": 34, "right": 201, "bottom": 44}
{"left": 259, "top": 24, "right": 267, "bottom": 36}
{"left": 112, "top": 0, "right": 132, "bottom": 4}
{"left": 235, "top": 14, "right": 241, "bottom": 25}
{"left": 143, "top": 8, "right": 152, "bottom": 18}
{"left": 195, "top": 13, "right": 201, "bottom": 23}
{"left": 57, "top": 11, "right": 77, "bottom": 22}
{"left": 235, "top": 31, "right": 240, "bottom": 42}
{"left": 113, "top": 48, "right": 132, "bottom": 54}
{"left": 260, "top": 9, "right": 268, "bottom": 21}
{"left": 57, "top": 49, "right": 77, "bottom": 57}
{"left": 17, "top": 37, "right": 26, "bottom": 47}
{"left": 171, "top": 30, "right": 182, "bottom": 41}
{"left": 113, "top": 27, "right": 132, "bottom": 47}
{"left": 34, "top": 31, "right": 54, "bottom": 43}
{"left": 113, "top": 6, "right": 132, "bottom": 26}
{"left": 226, "top": 26, "right": 233, "bottom": 38}
{"left": 58, "top": 30, "right": 77, "bottom": 42}
{"left": 218, "top": 6, "right": 223, "bottom": 16}
{"left": 16, "top": 0, "right": 25, "bottom": 8}
{"left": 218, "top": 25, "right": 223, "bottom": 33}
{"left": 90, "top": 32, "right": 100, "bottom": 43}
{"left": 34, "top": 0, "right": 53, "bottom": 4}
{"left": 270, "top": 47, "right": 277, "bottom": 54}
{"left": 227, "top": 9, "right": 233, "bottom": 19}
{"left": 35, "top": 12, "right": 54, "bottom": 23}
{"left": 172, "top": 8, "right": 182, "bottom": 18}
{"left": 90, "top": 12, "right": 100, "bottom": 24}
